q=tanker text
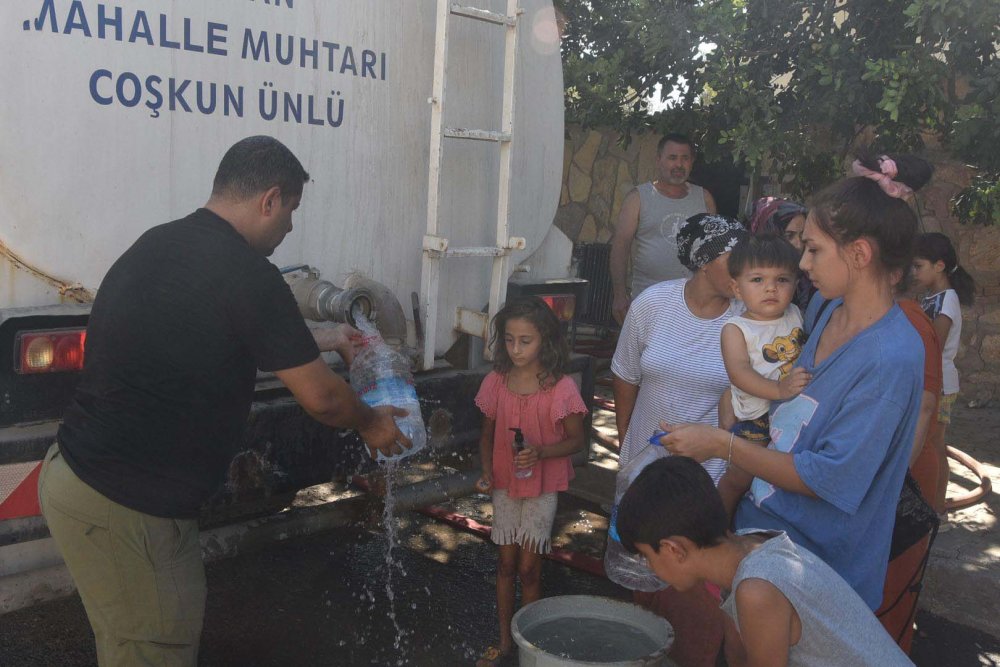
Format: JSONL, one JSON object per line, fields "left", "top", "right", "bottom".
{"left": 89, "top": 69, "right": 346, "bottom": 127}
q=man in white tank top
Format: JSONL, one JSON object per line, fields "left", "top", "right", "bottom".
{"left": 610, "top": 133, "right": 717, "bottom": 324}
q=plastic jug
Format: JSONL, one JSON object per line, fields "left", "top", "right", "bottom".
{"left": 604, "top": 433, "right": 669, "bottom": 592}
{"left": 349, "top": 330, "right": 427, "bottom": 462}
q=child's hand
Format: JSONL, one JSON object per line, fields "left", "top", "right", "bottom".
{"left": 515, "top": 446, "right": 540, "bottom": 469}
{"left": 777, "top": 367, "right": 811, "bottom": 399}
{"left": 476, "top": 472, "right": 493, "bottom": 494}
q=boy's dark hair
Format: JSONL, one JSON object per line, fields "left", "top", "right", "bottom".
{"left": 657, "top": 133, "right": 695, "bottom": 156}
{"left": 618, "top": 457, "right": 728, "bottom": 553}
{"left": 212, "top": 135, "right": 310, "bottom": 204}
{"left": 489, "top": 296, "right": 569, "bottom": 388}
{"left": 809, "top": 151, "right": 932, "bottom": 279}
{"left": 727, "top": 234, "right": 801, "bottom": 279}
{"left": 915, "top": 232, "right": 976, "bottom": 306}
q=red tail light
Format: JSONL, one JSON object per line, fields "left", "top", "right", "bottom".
{"left": 539, "top": 294, "right": 576, "bottom": 322}
{"left": 14, "top": 328, "right": 87, "bottom": 374}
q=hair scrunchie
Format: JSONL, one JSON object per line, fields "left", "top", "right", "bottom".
{"left": 851, "top": 156, "right": 914, "bottom": 199}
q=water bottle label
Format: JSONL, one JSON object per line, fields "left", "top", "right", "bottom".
{"left": 608, "top": 504, "right": 621, "bottom": 543}
{"left": 357, "top": 376, "right": 418, "bottom": 408}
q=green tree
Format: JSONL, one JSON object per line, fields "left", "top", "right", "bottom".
{"left": 557, "top": 0, "right": 1000, "bottom": 211}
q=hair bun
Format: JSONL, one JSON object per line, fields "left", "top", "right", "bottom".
{"left": 856, "top": 149, "right": 934, "bottom": 193}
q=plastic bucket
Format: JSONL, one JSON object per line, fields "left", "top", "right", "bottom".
{"left": 511, "top": 595, "right": 674, "bottom": 666}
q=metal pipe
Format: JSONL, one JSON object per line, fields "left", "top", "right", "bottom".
{"left": 351, "top": 470, "right": 481, "bottom": 511}
{"left": 393, "top": 470, "right": 481, "bottom": 509}
{"left": 289, "top": 274, "right": 376, "bottom": 328}
{"left": 284, "top": 267, "right": 409, "bottom": 345}
{"left": 202, "top": 469, "right": 481, "bottom": 563}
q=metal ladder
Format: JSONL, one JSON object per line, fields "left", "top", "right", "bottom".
{"left": 419, "top": 0, "right": 524, "bottom": 371}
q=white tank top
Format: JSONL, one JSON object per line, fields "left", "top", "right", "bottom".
{"left": 631, "top": 181, "right": 707, "bottom": 296}
{"left": 727, "top": 305, "right": 804, "bottom": 420}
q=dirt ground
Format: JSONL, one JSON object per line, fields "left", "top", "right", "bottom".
{"left": 921, "top": 400, "right": 1000, "bottom": 648}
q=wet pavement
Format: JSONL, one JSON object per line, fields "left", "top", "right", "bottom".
{"left": 0, "top": 493, "right": 628, "bottom": 667}
{"left": 3, "top": 396, "right": 1000, "bottom": 665}
{"left": 2, "top": 487, "right": 1000, "bottom": 665}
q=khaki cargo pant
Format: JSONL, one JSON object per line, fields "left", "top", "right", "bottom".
{"left": 38, "top": 443, "right": 206, "bottom": 667}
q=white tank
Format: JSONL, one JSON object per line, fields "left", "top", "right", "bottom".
{"left": 0, "top": 0, "right": 565, "bottom": 357}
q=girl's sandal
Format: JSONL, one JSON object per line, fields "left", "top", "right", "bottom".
{"left": 475, "top": 645, "right": 514, "bottom": 667}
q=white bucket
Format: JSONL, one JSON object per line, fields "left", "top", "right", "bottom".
{"left": 511, "top": 595, "right": 675, "bottom": 666}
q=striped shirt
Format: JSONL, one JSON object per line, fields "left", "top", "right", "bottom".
{"left": 611, "top": 279, "right": 741, "bottom": 482}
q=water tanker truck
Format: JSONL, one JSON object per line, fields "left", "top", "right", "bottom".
{"left": 0, "top": 0, "right": 592, "bottom": 612}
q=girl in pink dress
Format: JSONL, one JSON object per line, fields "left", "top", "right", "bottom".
{"left": 474, "top": 297, "right": 588, "bottom": 667}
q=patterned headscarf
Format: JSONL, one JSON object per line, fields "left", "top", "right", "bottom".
{"left": 676, "top": 213, "right": 748, "bottom": 272}
{"left": 748, "top": 197, "right": 808, "bottom": 235}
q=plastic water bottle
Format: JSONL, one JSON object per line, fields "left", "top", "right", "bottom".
{"left": 349, "top": 323, "right": 427, "bottom": 463}
{"left": 510, "top": 427, "right": 533, "bottom": 479}
{"left": 603, "top": 432, "right": 669, "bottom": 592}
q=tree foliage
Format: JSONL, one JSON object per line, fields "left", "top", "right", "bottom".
{"left": 557, "top": 0, "right": 1000, "bottom": 208}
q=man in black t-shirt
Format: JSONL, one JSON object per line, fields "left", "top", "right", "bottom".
{"left": 38, "top": 136, "right": 409, "bottom": 666}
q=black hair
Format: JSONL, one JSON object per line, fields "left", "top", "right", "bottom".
{"left": 657, "top": 133, "right": 695, "bottom": 156}
{"left": 809, "top": 151, "right": 934, "bottom": 278}
{"left": 915, "top": 232, "right": 976, "bottom": 306}
{"left": 728, "top": 234, "right": 801, "bottom": 278}
{"left": 489, "top": 296, "right": 569, "bottom": 389}
{"left": 617, "top": 457, "right": 728, "bottom": 553}
{"left": 212, "top": 135, "right": 310, "bottom": 204}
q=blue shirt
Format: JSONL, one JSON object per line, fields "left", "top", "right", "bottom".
{"left": 735, "top": 299, "right": 922, "bottom": 609}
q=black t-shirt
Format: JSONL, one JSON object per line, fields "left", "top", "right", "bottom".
{"left": 58, "top": 208, "right": 320, "bottom": 518}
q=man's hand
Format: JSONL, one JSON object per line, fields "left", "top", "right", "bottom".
{"left": 777, "top": 367, "right": 811, "bottom": 400}
{"left": 612, "top": 293, "right": 631, "bottom": 326}
{"left": 610, "top": 189, "right": 640, "bottom": 326}
{"left": 357, "top": 405, "right": 412, "bottom": 459}
{"left": 311, "top": 323, "right": 363, "bottom": 365}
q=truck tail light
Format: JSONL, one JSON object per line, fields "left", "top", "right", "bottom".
{"left": 14, "top": 328, "right": 87, "bottom": 374}
{"left": 539, "top": 294, "right": 576, "bottom": 322}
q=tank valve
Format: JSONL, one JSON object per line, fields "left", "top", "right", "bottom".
{"left": 286, "top": 269, "right": 377, "bottom": 328}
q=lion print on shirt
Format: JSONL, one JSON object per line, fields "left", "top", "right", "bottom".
{"left": 762, "top": 327, "right": 805, "bottom": 379}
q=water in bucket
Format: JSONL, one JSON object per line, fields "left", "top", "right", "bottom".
{"left": 512, "top": 595, "right": 673, "bottom": 667}
{"left": 522, "top": 616, "right": 662, "bottom": 662}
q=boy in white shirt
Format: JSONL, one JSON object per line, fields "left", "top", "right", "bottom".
{"left": 617, "top": 457, "right": 914, "bottom": 666}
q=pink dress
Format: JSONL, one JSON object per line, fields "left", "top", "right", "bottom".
{"left": 474, "top": 371, "right": 588, "bottom": 499}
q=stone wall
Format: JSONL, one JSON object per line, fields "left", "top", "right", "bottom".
{"left": 554, "top": 127, "right": 662, "bottom": 245}
{"left": 918, "top": 156, "right": 1000, "bottom": 403}
{"left": 555, "top": 124, "right": 1000, "bottom": 401}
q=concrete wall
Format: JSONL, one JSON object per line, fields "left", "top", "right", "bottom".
{"left": 556, "top": 124, "right": 1000, "bottom": 401}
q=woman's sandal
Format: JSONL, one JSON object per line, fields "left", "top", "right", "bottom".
{"left": 475, "top": 645, "right": 514, "bottom": 667}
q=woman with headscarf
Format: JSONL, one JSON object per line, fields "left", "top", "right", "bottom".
{"left": 748, "top": 196, "right": 814, "bottom": 310}
{"left": 611, "top": 212, "right": 748, "bottom": 667}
